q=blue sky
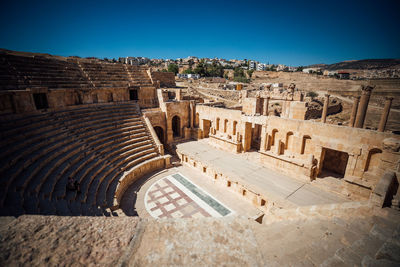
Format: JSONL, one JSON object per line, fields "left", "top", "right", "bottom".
{"left": 0, "top": 0, "right": 399, "bottom": 66}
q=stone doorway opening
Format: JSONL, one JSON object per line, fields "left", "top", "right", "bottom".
{"left": 203, "top": 119, "right": 211, "bottom": 138}
{"left": 251, "top": 123, "right": 262, "bottom": 150}
{"left": 33, "top": 93, "right": 48, "bottom": 110}
{"left": 320, "top": 148, "right": 349, "bottom": 178}
{"left": 129, "top": 89, "right": 138, "bottom": 100}
{"left": 172, "top": 116, "right": 181, "bottom": 137}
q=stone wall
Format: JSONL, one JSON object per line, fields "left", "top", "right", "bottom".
{"left": 194, "top": 104, "right": 400, "bottom": 194}
{"left": 114, "top": 156, "right": 169, "bottom": 207}
{"left": 150, "top": 72, "right": 176, "bottom": 87}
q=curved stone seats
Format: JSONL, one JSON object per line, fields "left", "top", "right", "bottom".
{"left": 0, "top": 104, "right": 139, "bottom": 145}
{"left": 1, "top": 53, "right": 155, "bottom": 92}
{"left": 2, "top": 54, "right": 91, "bottom": 90}
{"left": 7, "top": 120, "right": 143, "bottom": 197}
{"left": 0, "top": 103, "right": 160, "bottom": 216}
{"left": 0, "top": 108, "right": 141, "bottom": 175}
{"left": 39, "top": 133, "right": 146, "bottom": 200}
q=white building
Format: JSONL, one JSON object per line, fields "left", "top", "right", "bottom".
{"left": 119, "top": 57, "right": 150, "bottom": 65}
{"left": 303, "top": 68, "right": 321, "bottom": 74}
{"left": 249, "top": 61, "right": 257, "bottom": 70}
{"left": 177, "top": 73, "right": 200, "bottom": 79}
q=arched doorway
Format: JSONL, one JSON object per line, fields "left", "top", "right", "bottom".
{"left": 172, "top": 116, "right": 181, "bottom": 137}
{"left": 154, "top": 126, "right": 164, "bottom": 144}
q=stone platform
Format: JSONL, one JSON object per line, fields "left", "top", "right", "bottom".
{"left": 176, "top": 139, "right": 348, "bottom": 208}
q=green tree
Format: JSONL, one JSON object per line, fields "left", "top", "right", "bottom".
{"left": 194, "top": 60, "right": 207, "bottom": 77}
{"left": 247, "top": 69, "right": 254, "bottom": 78}
{"left": 233, "top": 67, "right": 249, "bottom": 83}
{"left": 306, "top": 91, "right": 318, "bottom": 99}
{"left": 168, "top": 63, "right": 179, "bottom": 74}
{"left": 183, "top": 68, "right": 194, "bottom": 74}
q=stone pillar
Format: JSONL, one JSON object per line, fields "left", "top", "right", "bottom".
{"left": 259, "top": 125, "right": 268, "bottom": 151}
{"left": 378, "top": 97, "right": 393, "bottom": 132}
{"left": 349, "top": 96, "right": 360, "bottom": 127}
{"left": 355, "top": 85, "right": 374, "bottom": 128}
{"left": 262, "top": 97, "right": 270, "bottom": 116}
{"left": 189, "top": 101, "right": 195, "bottom": 128}
{"left": 321, "top": 94, "right": 330, "bottom": 123}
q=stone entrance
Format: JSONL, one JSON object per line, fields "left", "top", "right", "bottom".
{"left": 320, "top": 148, "right": 349, "bottom": 178}
{"left": 172, "top": 115, "right": 181, "bottom": 137}
{"left": 33, "top": 93, "right": 48, "bottom": 110}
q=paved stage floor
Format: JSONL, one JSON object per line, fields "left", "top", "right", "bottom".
{"left": 120, "top": 165, "right": 262, "bottom": 219}
{"left": 176, "top": 139, "right": 348, "bottom": 207}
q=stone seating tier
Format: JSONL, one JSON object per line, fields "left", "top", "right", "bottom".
{"left": 0, "top": 54, "right": 156, "bottom": 91}
{"left": 0, "top": 102, "right": 161, "bottom": 216}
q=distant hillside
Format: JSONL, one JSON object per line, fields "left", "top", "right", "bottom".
{"left": 310, "top": 59, "right": 400, "bottom": 70}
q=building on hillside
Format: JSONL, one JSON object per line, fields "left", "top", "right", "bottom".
{"left": 302, "top": 67, "right": 321, "bottom": 74}
{"left": 337, "top": 71, "right": 350, "bottom": 79}
{"left": 257, "top": 63, "right": 268, "bottom": 71}
{"left": 276, "top": 64, "right": 287, "bottom": 71}
{"left": 249, "top": 61, "right": 257, "bottom": 70}
{"left": 323, "top": 70, "right": 338, "bottom": 76}
{"left": 177, "top": 73, "right": 200, "bottom": 79}
{"left": 119, "top": 57, "right": 150, "bottom": 65}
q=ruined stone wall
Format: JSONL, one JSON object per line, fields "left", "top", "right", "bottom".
{"left": 192, "top": 87, "right": 241, "bottom": 101}
{"left": 0, "top": 87, "right": 150, "bottom": 113}
{"left": 304, "top": 101, "right": 343, "bottom": 119}
{"left": 194, "top": 103, "right": 400, "bottom": 192}
{"left": 150, "top": 72, "right": 176, "bottom": 87}
{"left": 138, "top": 87, "right": 157, "bottom": 108}
{"left": 196, "top": 105, "right": 243, "bottom": 137}
{"left": 253, "top": 71, "right": 400, "bottom": 108}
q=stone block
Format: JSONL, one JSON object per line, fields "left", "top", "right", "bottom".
{"left": 370, "top": 171, "right": 397, "bottom": 208}
{"left": 375, "top": 240, "right": 400, "bottom": 262}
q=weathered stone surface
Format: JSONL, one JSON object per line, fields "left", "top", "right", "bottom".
{"left": 362, "top": 255, "right": 398, "bottom": 267}
{"left": 375, "top": 240, "right": 400, "bottom": 262}
{"left": 0, "top": 216, "right": 139, "bottom": 266}
{"left": 383, "top": 138, "right": 400, "bottom": 152}
{"left": 127, "top": 217, "right": 265, "bottom": 266}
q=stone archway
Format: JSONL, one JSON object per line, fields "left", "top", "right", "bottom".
{"left": 172, "top": 116, "right": 181, "bottom": 137}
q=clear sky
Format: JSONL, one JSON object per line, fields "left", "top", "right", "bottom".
{"left": 0, "top": 0, "right": 399, "bottom": 66}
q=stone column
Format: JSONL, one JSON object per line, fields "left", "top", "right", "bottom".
{"left": 321, "top": 94, "right": 330, "bottom": 123}
{"left": 378, "top": 97, "right": 393, "bottom": 132}
{"left": 355, "top": 85, "right": 374, "bottom": 128}
{"left": 348, "top": 96, "right": 360, "bottom": 127}
{"left": 262, "top": 97, "right": 270, "bottom": 116}
{"left": 189, "top": 101, "right": 195, "bottom": 128}
{"left": 259, "top": 125, "right": 268, "bottom": 151}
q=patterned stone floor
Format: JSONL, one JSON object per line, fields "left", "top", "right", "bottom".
{"left": 145, "top": 173, "right": 233, "bottom": 219}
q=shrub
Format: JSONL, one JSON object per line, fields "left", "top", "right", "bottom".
{"left": 306, "top": 91, "right": 319, "bottom": 98}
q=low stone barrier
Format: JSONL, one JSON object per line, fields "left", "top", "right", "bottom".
{"left": 113, "top": 155, "right": 171, "bottom": 209}
{"left": 263, "top": 201, "right": 371, "bottom": 225}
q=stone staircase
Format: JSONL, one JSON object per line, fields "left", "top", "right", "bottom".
{"left": 0, "top": 102, "right": 162, "bottom": 216}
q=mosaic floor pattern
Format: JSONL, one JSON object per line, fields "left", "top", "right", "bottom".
{"left": 144, "top": 173, "right": 233, "bottom": 219}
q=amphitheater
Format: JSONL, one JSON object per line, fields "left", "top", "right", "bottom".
{"left": 0, "top": 50, "right": 399, "bottom": 266}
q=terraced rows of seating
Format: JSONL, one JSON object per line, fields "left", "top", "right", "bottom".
{"left": 0, "top": 54, "right": 91, "bottom": 90}
{"left": 0, "top": 102, "right": 160, "bottom": 216}
{"left": 0, "top": 52, "right": 155, "bottom": 91}
{"left": 126, "top": 65, "right": 154, "bottom": 87}
{"left": 78, "top": 61, "right": 132, "bottom": 88}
